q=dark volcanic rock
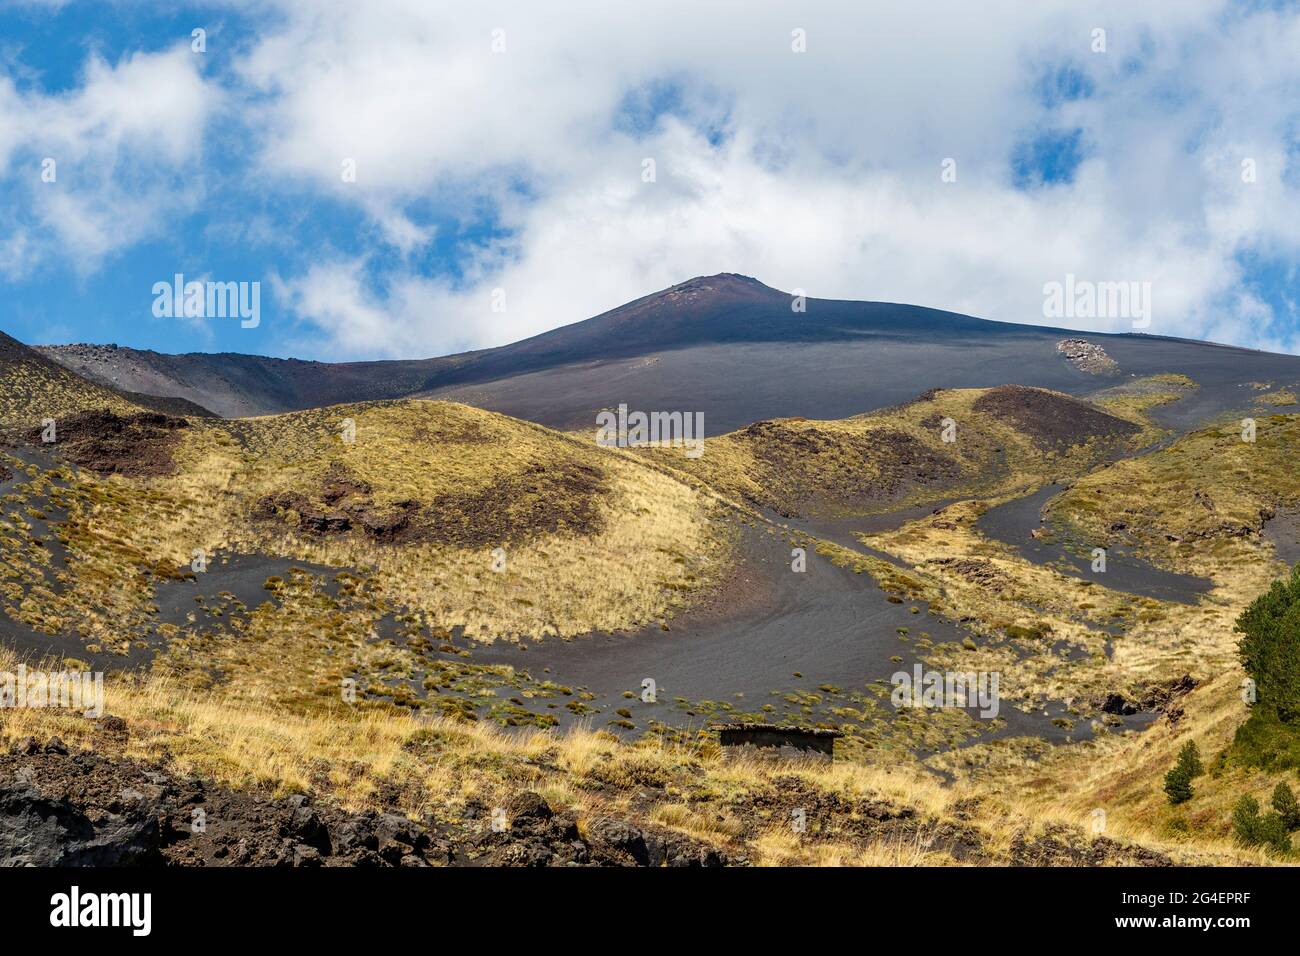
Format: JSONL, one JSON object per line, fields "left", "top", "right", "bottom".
{"left": 1099, "top": 675, "right": 1198, "bottom": 721}
{"left": 424, "top": 462, "right": 608, "bottom": 547}
{"left": 469, "top": 791, "right": 737, "bottom": 867}
{"left": 253, "top": 461, "right": 607, "bottom": 548}
{"left": 0, "top": 744, "right": 737, "bottom": 868}
{"left": 1010, "top": 823, "right": 1172, "bottom": 867}
{"left": 0, "top": 739, "right": 451, "bottom": 868}
{"left": 0, "top": 775, "right": 163, "bottom": 866}
{"left": 22, "top": 409, "right": 189, "bottom": 477}
{"left": 1101, "top": 693, "right": 1140, "bottom": 716}
{"left": 584, "top": 817, "right": 729, "bottom": 867}
{"left": 0, "top": 741, "right": 163, "bottom": 865}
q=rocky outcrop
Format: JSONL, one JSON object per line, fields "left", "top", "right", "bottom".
{"left": 1099, "top": 675, "right": 1198, "bottom": 724}
{"left": 0, "top": 736, "right": 456, "bottom": 867}
{"left": 1056, "top": 339, "right": 1120, "bottom": 375}
{"left": 0, "top": 739, "right": 736, "bottom": 868}
{"left": 1010, "top": 823, "right": 1172, "bottom": 866}
{"left": 465, "top": 791, "right": 737, "bottom": 867}
{"left": 0, "top": 737, "right": 162, "bottom": 866}
{"left": 252, "top": 461, "right": 608, "bottom": 548}
{"left": 21, "top": 409, "right": 189, "bottom": 477}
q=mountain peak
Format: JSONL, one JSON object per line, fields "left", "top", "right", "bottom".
{"left": 667, "top": 272, "right": 776, "bottom": 294}
{"left": 645, "top": 273, "right": 783, "bottom": 310}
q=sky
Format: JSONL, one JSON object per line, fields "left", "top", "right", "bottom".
{"left": 0, "top": 0, "right": 1299, "bottom": 360}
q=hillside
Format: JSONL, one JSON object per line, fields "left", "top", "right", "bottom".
{"left": 0, "top": 330, "right": 144, "bottom": 427}
{"left": 0, "top": 396, "right": 733, "bottom": 720}
{"left": 4, "top": 307, "right": 1300, "bottom": 869}
{"left": 34, "top": 342, "right": 471, "bottom": 419}
{"left": 0, "top": 331, "right": 213, "bottom": 427}
{"left": 646, "top": 384, "right": 1151, "bottom": 519}
{"left": 35, "top": 275, "right": 1300, "bottom": 433}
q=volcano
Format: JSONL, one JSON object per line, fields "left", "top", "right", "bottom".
{"left": 33, "top": 274, "right": 1300, "bottom": 433}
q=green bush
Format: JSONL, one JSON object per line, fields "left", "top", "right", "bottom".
{"left": 1163, "top": 741, "right": 1202, "bottom": 805}
{"left": 1232, "top": 795, "right": 1261, "bottom": 844}
{"left": 1272, "top": 781, "right": 1300, "bottom": 831}
{"left": 1235, "top": 564, "right": 1300, "bottom": 721}
{"left": 1232, "top": 794, "right": 1294, "bottom": 854}
{"left": 1228, "top": 706, "right": 1300, "bottom": 771}
{"left": 1230, "top": 566, "right": 1300, "bottom": 770}
{"left": 1164, "top": 762, "right": 1193, "bottom": 805}
{"left": 1258, "top": 813, "right": 1293, "bottom": 853}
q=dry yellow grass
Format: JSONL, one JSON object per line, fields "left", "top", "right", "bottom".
{"left": 857, "top": 491, "right": 1249, "bottom": 717}
{"left": 4, "top": 636, "right": 1243, "bottom": 864}
{"left": 184, "top": 400, "right": 731, "bottom": 639}
{"left": 2, "top": 367, "right": 1289, "bottom": 865}
{"left": 1047, "top": 413, "right": 1300, "bottom": 580}
{"left": 6, "top": 400, "right": 732, "bottom": 643}
{"left": 641, "top": 384, "right": 1156, "bottom": 519}
{"left": 0, "top": 349, "right": 140, "bottom": 428}
{"left": 989, "top": 672, "right": 1279, "bottom": 865}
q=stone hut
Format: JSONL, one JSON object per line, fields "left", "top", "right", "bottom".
{"left": 714, "top": 723, "right": 843, "bottom": 761}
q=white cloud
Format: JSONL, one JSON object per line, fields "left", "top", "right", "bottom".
{"left": 7, "top": 0, "right": 1300, "bottom": 357}
{"left": 278, "top": 120, "right": 1235, "bottom": 358}
{"left": 236, "top": 0, "right": 1300, "bottom": 358}
{"left": 0, "top": 45, "right": 220, "bottom": 273}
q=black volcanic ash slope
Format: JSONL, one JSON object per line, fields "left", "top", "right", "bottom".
{"left": 30, "top": 274, "right": 1300, "bottom": 432}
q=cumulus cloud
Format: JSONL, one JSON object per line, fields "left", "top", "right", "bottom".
{"left": 0, "top": 44, "right": 220, "bottom": 274}
{"left": 5, "top": 0, "right": 1300, "bottom": 357}
{"left": 232, "top": 0, "right": 1300, "bottom": 358}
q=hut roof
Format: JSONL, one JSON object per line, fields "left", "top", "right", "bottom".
{"left": 713, "top": 723, "right": 844, "bottom": 739}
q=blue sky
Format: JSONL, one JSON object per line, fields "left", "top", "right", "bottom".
{"left": 1, "top": 0, "right": 1299, "bottom": 360}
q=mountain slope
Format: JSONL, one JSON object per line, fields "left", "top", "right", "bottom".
{"left": 4, "top": 324, "right": 1293, "bottom": 867}
{"left": 650, "top": 384, "right": 1148, "bottom": 519}
{"left": 34, "top": 342, "right": 471, "bottom": 419}
{"left": 35, "top": 275, "right": 1300, "bottom": 433}
{"left": 0, "top": 329, "right": 211, "bottom": 427}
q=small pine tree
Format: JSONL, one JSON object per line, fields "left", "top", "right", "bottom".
{"left": 1235, "top": 564, "right": 1300, "bottom": 721}
{"left": 1164, "top": 760, "right": 1193, "bottom": 805}
{"left": 1258, "top": 812, "right": 1293, "bottom": 854}
{"left": 1177, "top": 740, "right": 1204, "bottom": 778}
{"left": 1232, "top": 795, "right": 1262, "bottom": 845}
{"left": 1272, "top": 781, "right": 1300, "bottom": 830}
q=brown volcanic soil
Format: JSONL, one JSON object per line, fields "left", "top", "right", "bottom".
{"left": 737, "top": 420, "right": 962, "bottom": 514}
{"left": 971, "top": 385, "right": 1140, "bottom": 448}
{"left": 425, "top": 461, "right": 607, "bottom": 547}
{"left": 253, "top": 460, "right": 608, "bottom": 548}
{"left": 21, "top": 409, "right": 189, "bottom": 477}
